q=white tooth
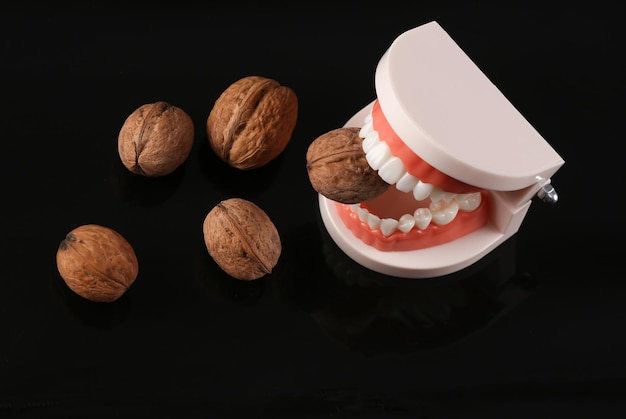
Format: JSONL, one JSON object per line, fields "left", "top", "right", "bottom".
{"left": 395, "top": 172, "right": 419, "bottom": 193}
{"left": 362, "top": 132, "right": 380, "bottom": 153}
{"left": 378, "top": 157, "right": 406, "bottom": 185}
{"left": 430, "top": 199, "right": 459, "bottom": 226}
{"left": 456, "top": 192, "right": 482, "bottom": 211}
{"left": 366, "top": 213, "right": 381, "bottom": 230}
{"left": 356, "top": 206, "right": 369, "bottom": 222}
{"left": 414, "top": 208, "right": 432, "bottom": 230}
{"left": 359, "top": 119, "right": 374, "bottom": 138}
{"left": 380, "top": 218, "right": 399, "bottom": 237}
{"left": 366, "top": 140, "right": 392, "bottom": 170}
{"left": 430, "top": 187, "right": 456, "bottom": 203}
{"left": 364, "top": 111, "right": 373, "bottom": 124}
{"left": 429, "top": 187, "right": 444, "bottom": 202}
{"left": 413, "top": 181, "right": 434, "bottom": 201}
{"left": 442, "top": 192, "right": 456, "bottom": 203}
{"left": 398, "top": 214, "right": 415, "bottom": 233}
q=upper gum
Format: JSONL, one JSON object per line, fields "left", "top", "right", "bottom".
{"left": 365, "top": 101, "right": 481, "bottom": 194}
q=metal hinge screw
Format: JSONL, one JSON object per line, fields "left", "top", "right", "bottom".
{"left": 536, "top": 183, "right": 558, "bottom": 204}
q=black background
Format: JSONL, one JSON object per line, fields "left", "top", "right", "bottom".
{"left": 1, "top": 1, "right": 625, "bottom": 418}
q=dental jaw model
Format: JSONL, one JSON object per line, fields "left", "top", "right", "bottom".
{"left": 318, "top": 21, "right": 564, "bottom": 278}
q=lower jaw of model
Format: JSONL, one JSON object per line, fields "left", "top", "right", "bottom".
{"left": 319, "top": 101, "right": 532, "bottom": 279}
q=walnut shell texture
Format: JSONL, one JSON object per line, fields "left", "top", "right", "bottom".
{"left": 118, "top": 101, "right": 195, "bottom": 177}
{"left": 306, "top": 127, "right": 389, "bottom": 204}
{"left": 203, "top": 198, "right": 281, "bottom": 280}
{"left": 207, "top": 75, "right": 298, "bottom": 170}
{"left": 56, "top": 224, "right": 139, "bottom": 303}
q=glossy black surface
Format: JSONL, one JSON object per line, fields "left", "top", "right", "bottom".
{"left": 1, "top": 2, "right": 625, "bottom": 417}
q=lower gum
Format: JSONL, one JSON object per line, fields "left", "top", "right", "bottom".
{"left": 337, "top": 192, "right": 490, "bottom": 251}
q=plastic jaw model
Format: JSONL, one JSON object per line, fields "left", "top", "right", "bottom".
{"left": 318, "top": 21, "right": 564, "bottom": 279}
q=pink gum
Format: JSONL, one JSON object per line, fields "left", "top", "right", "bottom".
{"left": 372, "top": 100, "right": 481, "bottom": 194}
{"left": 335, "top": 192, "right": 489, "bottom": 251}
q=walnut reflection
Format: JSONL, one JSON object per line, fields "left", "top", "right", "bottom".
{"left": 193, "top": 241, "right": 267, "bottom": 308}
{"left": 51, "top": 272, "right": 131, "bottom": 329}
{"left": 109, "top": 154, "right": 185, "bottom": 207}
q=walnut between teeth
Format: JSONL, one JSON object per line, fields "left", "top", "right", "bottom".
{"left": 306, "top": 127, "right": 389, "bottom": 204}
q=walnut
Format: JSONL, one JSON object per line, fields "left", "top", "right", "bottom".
{"left": 306, "top": 127, "right": 389, "bottom": 204}
{"left": 206, "top": 76, "right": 298, "bottom": 170}
{"left": 203, "top": 198, "right": 281, "bottom": 280}
{"left": 56, "top": 224, "right": 139, "bottom": 303}
{"left": 118, "top": 101, "right": 195, "bottom": 177}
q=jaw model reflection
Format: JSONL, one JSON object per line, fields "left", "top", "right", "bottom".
{"left": 318, "top": 21, "right": 564, "bottom": 279}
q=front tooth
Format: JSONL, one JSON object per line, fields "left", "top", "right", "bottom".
{"left": 364, "top": 111, "right": 373, "bottom": 124}
{"left": 457, "top": 192, "right": 482, "bottom": 211}
{"left": 362, "top": 132, "right": 380, "bottom": 153}
{"left": 366, "top": 213, "right": 381, "bottom": 230}
{"left": 380, "top": 218, "right": 399, "bottom": 237}
{"left": 359, "top": 118, "right": 374, "bottom": 138}
{"left": 366, "top": 140, "right": 392, "bottom": 170}
{"left": 396, "top": 172, "right": 419, "bottom": 193}
{"left": 413, "top": 181, "right": 434, "bottom": 201}
{"left": 414, "top": 208, "right": 432, "bottom": 230}
{"left": 430, "top": 187, "right": 456, "bottom": 203}
{"left": 398, "top": 214, "right": 415, "bottom": 232}
{"left": 378, "top": 157, "right": 406, "bottom": 184}
{"left": 430, "top": 199, "right": 459, "bottom": 226}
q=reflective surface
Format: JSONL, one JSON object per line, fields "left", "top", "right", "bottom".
{"left": 1, "top": 2, "right": 625, "bottom": 417}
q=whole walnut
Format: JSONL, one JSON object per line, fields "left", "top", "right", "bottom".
{"left": 56, "top": 224, "right": 139, "bottom": 303}
{"left": 306, "top": 127, "right": 389, "bottom": 204}
{"left": 203, "top": 198, "right": 281, "bottom": 280}
{"left": 207, "top": 76, "right": 298, "bottom": 170}
{"left": 118, "top": 101, "right": 195, "bottom": 177}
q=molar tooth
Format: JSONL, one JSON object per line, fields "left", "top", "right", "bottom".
{"left": 414, "top": 208, "right": 432, "bottom": 230}
{"left": 413, "top": 181, "right": 434, "bottom": 201}
{"left": 356, "top": 206, "right": 369, "bottom": 222}
{"left": 362, "top": 132, "right": 380, "bottom": 153}
{"left": 378, "top": 156, "right": 406, "bottom": 185}
{"left": 366, "top": 140, "right": 392, "bottom": 171}
{"left": 366, "top": 213, "right": 381, "bottom": 230}
{"left": 398, "top": 214, "right": 415, "bottom": 233}
{"left": 430, "top": 199, "right": 459, "bottom": 226}
{"left": 442, "top": 192, "right": 456, "bottom": 202}
{"left": 380, "top": 218, "right": 399, "bottom": 237}
{"left": 430, "top": 187, "right": 456, "bottom": 203}
{"left": 396, "top": 172, "right": 419, "bottom": 193}
{"left": 457, "top": 192, "right": 482, "bottom": 211}
{"left": 359, "top": 119, "right": 374, "bottom": 138}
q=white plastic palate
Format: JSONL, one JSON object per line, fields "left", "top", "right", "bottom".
{"left": 318, "top": 21, "right": 564, "bottom": 278}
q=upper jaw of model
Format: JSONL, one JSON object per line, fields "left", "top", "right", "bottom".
{"left": 318, "top": 21, "right": 564, "bottom": 278}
